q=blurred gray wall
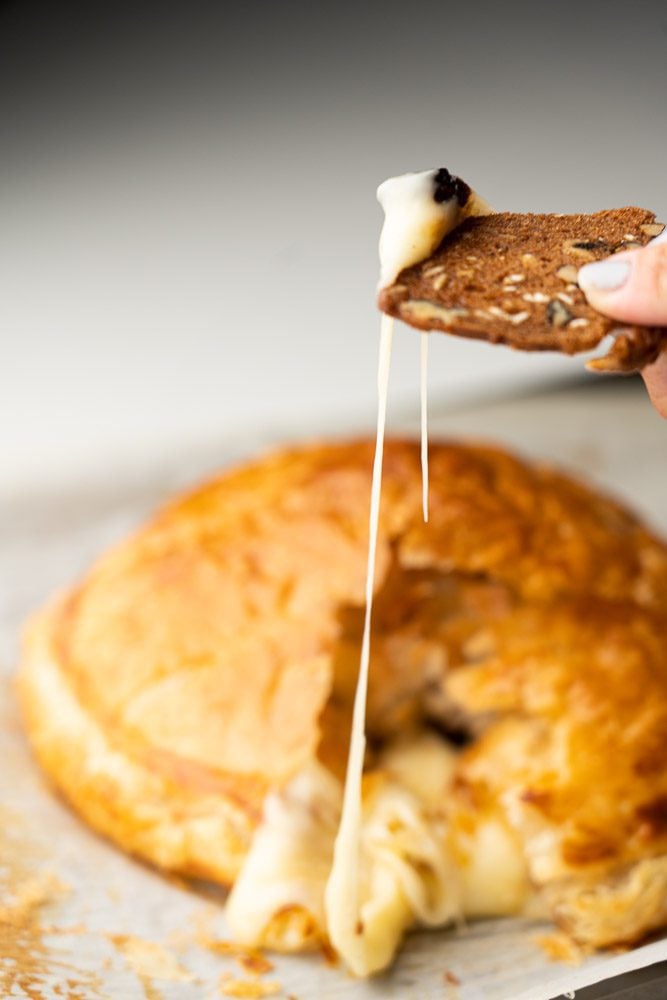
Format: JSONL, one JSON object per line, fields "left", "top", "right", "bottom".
{"left": 1, "top": 1, "right": 666, "bottom": 491}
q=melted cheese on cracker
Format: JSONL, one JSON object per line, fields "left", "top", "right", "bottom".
{"left": 376, "top": 168, "right": 491, "bottom": 289}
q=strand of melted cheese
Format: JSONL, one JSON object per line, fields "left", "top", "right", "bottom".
{"left": 225, "top": 169, "right": 528, "bottom": 978}
{"left": 420, "top": 331, "right": 429, "bottom": 522}
{"left": 226, "top": 733, "right": 530, "bottom": 963}
{"left": 324, "top": 313, "right": 394, "bottom": 975}
{"left": 377, "top": 169, "right": 490, "bottom": 526}
{"left": 325, "top": 170, "right": 491, "bottom": 975}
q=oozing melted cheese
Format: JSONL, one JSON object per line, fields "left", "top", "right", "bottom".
{"left": 324, "top": 312, "right": 394, "bottom": 975}
{"left": 325, "top": 169, "right": 492, "bottom": 973}
{"left": 376, "top": 168, "right": 491, "bottom": 289}
{"left": 227, "top": 169, "right": 508, "bottom": 976}
{"left": 376, "top": 169, "right": 491, "bottom": 526}
{"left": 227, "top": 733, "right": 529, "bottom": 972}
{"left": 226, "top": 762, "right": 340, "bottom": 950}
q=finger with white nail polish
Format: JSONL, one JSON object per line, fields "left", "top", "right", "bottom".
{"left": 578, "top": 240, "right": 667, "bottom": 327}
{"left": 578, "top": 231, "right": 667, "bottom": 417}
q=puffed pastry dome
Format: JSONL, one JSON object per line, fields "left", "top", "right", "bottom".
{"left": 19, "top": 439, "right": 667, "bottom": 973}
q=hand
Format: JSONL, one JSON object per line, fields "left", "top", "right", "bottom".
{"left": 578, "top": 231, "right": 667, "bottom": 417}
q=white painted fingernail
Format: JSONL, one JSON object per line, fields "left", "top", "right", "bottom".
{"left": 578, "top": 258, "right": 631, "bottom": 293}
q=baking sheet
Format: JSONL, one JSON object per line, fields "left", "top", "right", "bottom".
{"left": 2, "top": 378, "right": 666, "bottom": 999}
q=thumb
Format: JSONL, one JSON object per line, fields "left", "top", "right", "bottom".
{"left": 577, "top": 230, "right": 667, "bottom": 327}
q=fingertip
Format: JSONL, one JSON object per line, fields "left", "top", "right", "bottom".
{"left": 578, "top": 257, "right": 631, "bottom": 298}
{"left": 578, "top": 242, "right": 667, "bottom": 327}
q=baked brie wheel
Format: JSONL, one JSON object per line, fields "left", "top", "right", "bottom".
{"left": 19, "top": 439, "right": 667, "bottom": 975}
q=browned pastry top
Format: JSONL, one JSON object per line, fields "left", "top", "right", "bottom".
{"left": 46, "top": 439, "right": 667, "bottom": 827}
{"left": 378, "top": 209, "right": 665, "bottom": 372}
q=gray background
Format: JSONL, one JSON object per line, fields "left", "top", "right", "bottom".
{"left": 1, "top": 0, "right": 666, "bottom": 496}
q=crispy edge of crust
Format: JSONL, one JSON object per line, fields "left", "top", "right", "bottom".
{"left": 545, "top": 858, "right": 667, "bottom": 948}
{"left": 18, "top": 603, "right": 255, "bottom": 887}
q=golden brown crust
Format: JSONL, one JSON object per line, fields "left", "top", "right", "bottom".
{"left": 19, "top": 606, "right": 254, "bottom": 886}
{"left": 450, "top": 601, "right": 667, "bottom": 897}
{"left": 378, "top": 210, "right": 666, "bottom": 372}
{"left": 19, "top": 438, "right": 667, "bottom": 949}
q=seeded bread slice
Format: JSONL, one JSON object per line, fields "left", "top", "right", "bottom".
{"left": 378, "top": 209, "right": 665, "bottom": 372}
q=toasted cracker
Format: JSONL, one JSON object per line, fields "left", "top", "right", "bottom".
{"left": 378, "top": 209, "right": 665, "bottom": 372}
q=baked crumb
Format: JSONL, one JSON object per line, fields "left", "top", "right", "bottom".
{"left": 536, "top": 930, "right": 587, "bottom": 965}
{"left": 201, "top": 937, "right": 274, "bottom": 975}
{"left": 219, "top": 972, "right": 282, "bottom": 997}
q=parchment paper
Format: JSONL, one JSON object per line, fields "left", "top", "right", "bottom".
{"left": 2, "top": 379, "right": 666, "bottom": 999}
